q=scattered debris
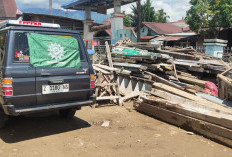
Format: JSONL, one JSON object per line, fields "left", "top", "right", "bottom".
{"left": 101, "top": 121, "right": 110, "bottom": 127}
{"left": 92, "top": 41, "right": 232, "bottom": 147}
{"left": 187, "top": 132, "right": 194, "bottom": 135}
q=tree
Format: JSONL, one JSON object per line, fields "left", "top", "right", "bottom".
{"left": 186, "top": 0, "right": 232, "bottom": 38}
{"left": 155, "top": 9, "right": 170, "bottom": 23}
{"left": 123, "top": 13, "right": 132, "bottom": 27}
{"left": 124, "top": 0, "right": 169, "bottom": 27}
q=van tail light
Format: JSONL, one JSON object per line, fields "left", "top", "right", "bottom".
{"left": 90, "top": 74, "right": 95, "bottom": 89}
{"left": 2, "top": 78, "right": 13, "bottom": 96}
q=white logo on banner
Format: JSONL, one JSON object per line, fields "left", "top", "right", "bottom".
{"left": 48, "top": 42, "right": 65, "bottom": 62}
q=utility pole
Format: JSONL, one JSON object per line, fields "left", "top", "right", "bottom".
{"left": 137, "top": 0, "right": 141, "bottom": 42}
{"left": 49, "top": 0, "right": 52, "bottom": 15}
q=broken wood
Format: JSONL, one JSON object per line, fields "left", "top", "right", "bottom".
{"left": 105, "top": 41, "right": 113, "bottom": 68}
{"left": 137, "top": 102, "right": 232, "bottom": 148}
{"left": 141, "top": 94, "right": 232, "bottom": 130}
{"left": 144, "top": 71, "right": 183, "bottom": 90}
{"left": 152, "top": 82, "right": 232, "bottom": 113}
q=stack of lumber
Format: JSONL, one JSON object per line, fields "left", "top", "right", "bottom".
{"left": 94, "top": 41, "right": 232, "bottom": 147}
{"left": 137, "top": 82, "right": 232, "bottom": 147}
{"left": 109, "top": 44, "right": 231, "bottom": 95}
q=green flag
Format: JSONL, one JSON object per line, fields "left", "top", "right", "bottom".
{"left": 27, "top": 33, "right": 81, "bottom": 68}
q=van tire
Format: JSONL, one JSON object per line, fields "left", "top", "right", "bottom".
{"left": 59, "top": 109, "right": 76, "bottom": 118}
{"left": 0, "top": 109, "right": 8, "bottom": 128}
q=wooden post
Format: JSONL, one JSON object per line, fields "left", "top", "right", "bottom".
{"left": 105, "top": 41, "right": 113, "bottom": 68}
{"left": 137, "top": 0, "right": 141, "bottom": 42}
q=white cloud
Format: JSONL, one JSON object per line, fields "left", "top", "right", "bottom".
{"left": 108, "top": 0, "right": 191, "bottom": 22}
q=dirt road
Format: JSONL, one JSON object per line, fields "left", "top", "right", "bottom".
{"left": 0, "top": 103, "right": 231, "bottom": 157}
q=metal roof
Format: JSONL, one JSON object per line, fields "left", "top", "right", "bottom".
{"left": 62, "top": 0, "right": 138, "bottom": 10}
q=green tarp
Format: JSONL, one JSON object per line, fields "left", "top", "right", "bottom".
{"left": 27, "top": 33, "right": 81, "bottom": 68}
{"left": 112, "top": 47, "right": 154, "bottom": 56}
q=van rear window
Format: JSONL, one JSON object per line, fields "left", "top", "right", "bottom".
{"left": 13, "top": 32, "right": 85, "bottom": 68}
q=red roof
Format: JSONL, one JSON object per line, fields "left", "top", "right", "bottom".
{"left": 140, "top": 36, "right": 155, "bottom": 40}
{"left": 102, "top": 17, "right": 111, "bottom": 25}
{"left": 142, "top": 19, "right": 191, "bottom": 35}
{"left": 0, "top": 0, "right": 17, "bottom": 18}
{"left": 143, "top": 22, "right": 185, "bottom": 35}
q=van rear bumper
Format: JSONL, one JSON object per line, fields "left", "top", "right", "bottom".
{"left": 2, "top": 96, "right": 96, "bottom": 116}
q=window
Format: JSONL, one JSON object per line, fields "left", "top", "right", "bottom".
{"left": 13, "top": 32, "right": 86, "bottom": 65}
{"left": 14, "top": 32, "right": 30, "bottom": 62}
{"left": 0, "top": 32, "right": 6, "bottom": 67}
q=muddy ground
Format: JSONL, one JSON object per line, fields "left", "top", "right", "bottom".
{"left": 0, "top": 103, "right": 231, "bottom": 157}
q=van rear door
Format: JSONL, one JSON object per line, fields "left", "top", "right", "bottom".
{"left": 27, "top": 32, "right": 90, "bottom": 105}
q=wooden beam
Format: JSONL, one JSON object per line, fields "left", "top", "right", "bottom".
{"left": 137, "top": 103, "right": 232, "bottom": 147}
{"left": 144, "top": 71, "right": 183, "bottom": 90}
{"left": 152, "top": 82, "right": 232, "bottom": 113}
{"left": 177, "top": 75, "right": 206, "bottom": 87}
{"left": 93, "top": 65, "right": 111, "bottom": 74}
{"left": 141, "top": 94, "right": 232, "bottom": 130}
{"left": 105, "top": 41, "right": 113, "bottom": 68}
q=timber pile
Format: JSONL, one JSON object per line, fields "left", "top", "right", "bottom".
{"left": 136, "top": 82, "right": 232, "bottom": 147}
{"left": 110, "top": 44, "right": 231, "bottom": 94}
{"left": 93, "top": 42, "right": 232, "bottom": 147}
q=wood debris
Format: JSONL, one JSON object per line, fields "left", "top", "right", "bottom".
{"left": 94, "top": 41, "right": 232, "bottom": 147}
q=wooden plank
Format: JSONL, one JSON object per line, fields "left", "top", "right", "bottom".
{"left": 137, "top": 102, "right": 232, "bottom": 147}
{"left": 121, "top": 92, "right": 140, "bottom": 102}
{"left": 152, "top": 82, "right": 232, "bottom": 113}
{"left": 97, "top": 96, "right": 119, "bottom": 101}
{"left": 178, "top": 75, "right": 206, "bottom": 87}
{"left": 218, "top": 74, "right": 232, "bottom": 86}
{"left": 144, "top": 71, "right": 183, "bottom": 90}
{"left": 150, "top": 89, "right": 232, "bottom": 115}
{"left": 155, "top": 49, "right": 196, "bottom": 58}
{"left": 141, "top": 94, "right": 232, "bottom": 130}
{"left": 105, "top": 41, "right": 113, "bottom": 68}
{"left": 93, "top": 65, "right": 111, "bottom": 74}
{"left": 93, "top": 64, "right": 119, "bottom": 72}
{"left": 95, "top": 83, "right": 118, "bottom": 86}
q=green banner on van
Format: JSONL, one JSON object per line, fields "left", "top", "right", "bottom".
{"left": 27, "top": 33, "right": 81, "bottom": 68}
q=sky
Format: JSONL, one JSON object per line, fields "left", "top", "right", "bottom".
{"left": 15, "top": 0, "right": 191, "bottom": 22}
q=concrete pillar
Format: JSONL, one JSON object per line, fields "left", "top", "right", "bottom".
{"left": 203, "top": 39, "right": 228, "bottom": 58}
{"left": 84, "top": 7, "right": 94, "bottom": 40}
{"left": 111, "top": 0, "right": 124, "bottom": 44}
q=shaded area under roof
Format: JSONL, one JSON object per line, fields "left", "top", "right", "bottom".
{"left": 21, "top": 8, "right": 109, "bottom": 24}
{"left": 62, "top": 0, "right": 138, "bottom": 10}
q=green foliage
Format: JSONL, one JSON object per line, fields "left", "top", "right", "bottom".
{"left": 155, "top": 9, "right": 170, "bottom": 23}
{"left": 123, "top": 0, "right": 170, "bottom": 27}
{"left": 186, "top": 0, "right": 232, "bottom": 38}
{"left": 123, "top": 13, "right": 132, "bottom": 27}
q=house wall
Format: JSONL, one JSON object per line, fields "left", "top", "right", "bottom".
{"left": 116, "top": 29, "right": 137, "bottom": 42}
{"left": 140, "top": 26, "right": 157, "bottom": 36}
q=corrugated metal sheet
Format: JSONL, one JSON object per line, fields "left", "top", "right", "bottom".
{"left": 153, "top": 35, "right": 186, "bottom": 41}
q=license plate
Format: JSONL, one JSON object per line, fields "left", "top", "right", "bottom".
{"left": 42, "top": 84, "right": 69, "bottom": 94}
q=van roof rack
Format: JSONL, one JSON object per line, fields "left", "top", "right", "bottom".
{"left": 0, "top": 20, "right": 61, "bottom": 29}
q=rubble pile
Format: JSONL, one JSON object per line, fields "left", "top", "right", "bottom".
{"left": 93, "top": 41, "right": 232, "bottom": 147}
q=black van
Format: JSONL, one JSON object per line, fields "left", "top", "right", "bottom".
{"left": 0, "top": 20, "right": 95, "bottom": 127}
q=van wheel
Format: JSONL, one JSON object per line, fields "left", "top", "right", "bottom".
{"left": 59, "top": 109, "right": 76, "bottom": 118}
{"left": 0, "top": 109, "right": 8, "bottom": 128}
